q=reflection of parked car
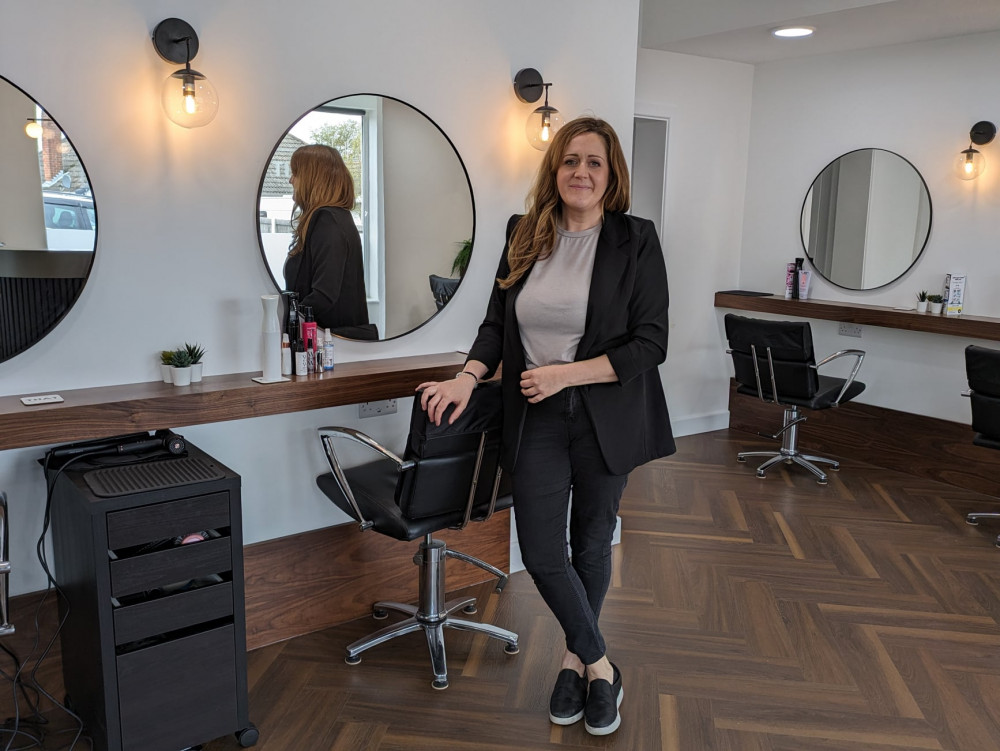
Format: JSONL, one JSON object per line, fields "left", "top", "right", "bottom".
{"left": 43, "top": 192, "right": 96, "bottom": 251}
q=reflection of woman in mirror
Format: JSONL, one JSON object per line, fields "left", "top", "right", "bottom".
{"left": 417, "top": 117, "right": 674, "bottom": 736}
{"left": 284, "top": 144, "right": 376, "bottom": 339}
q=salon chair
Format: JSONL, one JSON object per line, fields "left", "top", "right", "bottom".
{"left": 429, "top": 274, "right": 460, "bottom": 311}
{"left": 962, "top": 345, "right": 1000, "bottom": 543}
{"left": 316, "top": 381, "right": 518, "bottom": 689}
{"left": 725, "top": 314, "right": 866, "bottom": 484}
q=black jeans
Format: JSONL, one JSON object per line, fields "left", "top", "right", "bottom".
{"left": 512, "top": 387, "right": 628, "bottom": 665}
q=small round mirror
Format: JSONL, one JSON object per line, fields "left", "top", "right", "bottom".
{"left": 0, "top": 75, "right": 97, "bottom": 363}
{"left": 257, "top": 94, "right": 475, "bottom": 340}
{"left": 800, "top": 148, "right": 931, "bottom": 290}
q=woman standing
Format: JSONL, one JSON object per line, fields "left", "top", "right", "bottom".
{"left": 418, "top": 117, "right": 674, "bottom": 735}
{"left": 284, "top": 144, "right": 376, "bottom": 340}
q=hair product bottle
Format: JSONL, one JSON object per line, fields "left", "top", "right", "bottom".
{"left": 281, "top": 333, "right": 292, "bottom": 376}
{"left": 322, "top": 328, "right": 335, "bottom": 371}
{"left": 792, "top": 258, "right": 804, "bottom": 299}
{"left": 294, "top": 338, "right": 307, "bottom": 377}
{"left": 301, "top": 307, "right": 318, "bottom": 360}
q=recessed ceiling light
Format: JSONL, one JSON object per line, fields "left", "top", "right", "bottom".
{"left": 772, "top": 26, "right": 815, "bottom": 38}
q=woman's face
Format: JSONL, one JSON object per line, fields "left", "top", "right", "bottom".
{"left": 556, "top": 132, "right": 610, "bottom": 222}
{"left": 289, "top": 171, "right": 299, "bottom": 202}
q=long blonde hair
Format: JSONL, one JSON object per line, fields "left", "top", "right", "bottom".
{"left": 288, "top": 144, "right": 355, "bottom": 257}
{"left": 501, "top": 117, "right": 630, "bottom": 289}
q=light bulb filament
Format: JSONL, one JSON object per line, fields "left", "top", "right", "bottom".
{"left": 182, "top": 75, "right": 197, "bottom": 114}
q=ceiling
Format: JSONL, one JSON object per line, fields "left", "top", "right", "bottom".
{"left": 640, "top": 0, "right": 1000, "bottom": 64}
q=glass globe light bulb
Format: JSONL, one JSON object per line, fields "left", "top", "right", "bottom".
{"left": 955, "top": 147, "right": 986, "bottom": 180}
{"left": 161, "top": 67, "right": 218, "bottom": 128}
{"left": 24, "top": 120, "right": 43, "bottom": 139}
{"left": 526, "top": 106, "right": 564, "bottom": 151}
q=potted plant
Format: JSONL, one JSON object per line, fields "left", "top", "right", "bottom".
{"left": 915, "top": 290, "right": 929, "bottom": 313}
{"left": 927, "top": 293, "right": 944, "bottom": 315}
{"left": 451, "top": 239, "right": 472, "bottom": 278}
{"left": 159, "top": 350, "right": 174, "bottom": 383}
{"left": 171, "top": 348, "right": 193, "bottom": 386}
{"left": 185, "top": 342, "right": 206, "bottom": 382}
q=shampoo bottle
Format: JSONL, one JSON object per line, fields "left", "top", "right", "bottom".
{"left": 294, "top": 338, "right": 307, "bottom": 377}
{"left": 301, "top": 307, "right": 318, "bottom": 360}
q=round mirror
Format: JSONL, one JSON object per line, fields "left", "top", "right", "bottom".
{"left": 257, "top": 94, "right": 475, "bottom": 340}
{"left": 0, "top": 75, "right": 97, "bottom": 363}
{"left": 800, "top": 148, "right": 931, "bottom": 291}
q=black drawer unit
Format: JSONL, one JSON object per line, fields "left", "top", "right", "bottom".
{"left": 48, "top": 442, "right": 257, "bottom": 751}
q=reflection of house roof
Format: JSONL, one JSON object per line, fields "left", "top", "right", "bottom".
{"left": 261, "top": 134, "right": 306, "bottom": 198}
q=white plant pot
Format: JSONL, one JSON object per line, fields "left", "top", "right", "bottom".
{"left": 916, "top": 300, "right": 929, "bottom": 313}
{"left": 159, "top": 363, "right": 173, "bottom": 383}
{"left": 928, "top": 302, "right": 943, "bottom": 315}
{"left": 191, "top": 362, "right": 204, "bottom": 382}
{"left": 172, "top": 366, "right": 193, "bottom": 386}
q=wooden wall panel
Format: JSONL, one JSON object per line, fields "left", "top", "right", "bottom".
{"left": 0, "top": 512, "right": 509, "bottom": 719}
{"left": 242, "top": 512, "right": 511, "bottom": 650}
{"left": 727, "top": 380, "right": 998, "bottom": 498}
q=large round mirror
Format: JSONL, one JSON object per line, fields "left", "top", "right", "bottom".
{"left": 800, "top": 148, "right": 931, "bottom": 291}
{"left": 0, "top": 75, "right": 96, "bottom": 363}
{"left": 257, "top": 94, "right": 474, "bottom": 340}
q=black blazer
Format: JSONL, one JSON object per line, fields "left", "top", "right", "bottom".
{"left": 284, "top": 207, "right": 371, "bottom": 335}
{"left": 467, "top": 212, "right": 675, "bottom": 475}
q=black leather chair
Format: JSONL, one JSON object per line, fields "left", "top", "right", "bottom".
{"left": 316, "top": 381, "right": 518, "bottom": 689}
{"left": 725, "top": 314, "right": 866, "bottom": 484}
{"left": 962, "top": 345, "right": 1000, "bottom": 542}
{"left": 428, "top": 275, "right": 460, "bottom": 311}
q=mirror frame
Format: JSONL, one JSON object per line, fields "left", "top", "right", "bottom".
{"left": 254, "top": 93, "right": 476, "bottom": 341}
{"left": 799, "top": 147, "right": 931, "bottom": 292}
{"left": 0, "top": 74, "right": 98, "bottom": 364}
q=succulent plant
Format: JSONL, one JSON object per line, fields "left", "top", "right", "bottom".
{"left": 184, "top": 342, "right": 206, "bottom": 364}
{"left": 171, "top": 348, "right": 193, "bottom": 368}
{"left": 160, "top": 350, "right": 175, "bottom": 365}
{"left": 926, "top": 294, "right": 944, "bottom": 304}
{"left": 915, "top": 290, "right": 928, "bottom": 302}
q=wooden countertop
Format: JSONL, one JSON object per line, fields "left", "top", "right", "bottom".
{"left": 714, "top": 292, "right": 1000, "bottom": 342}
{"left": 0, "top": 352, "right": 466, "bottom": 451}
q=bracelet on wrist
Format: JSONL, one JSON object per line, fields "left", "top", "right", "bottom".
{"left": 455, "top": 370, "right": 478, "bottom": 383}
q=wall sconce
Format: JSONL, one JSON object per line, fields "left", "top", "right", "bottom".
{"left": 955, "top": 120, "right": 996, "bottom": 180}
{"left": 513, "top": 68, "right": 563, "bottom": 150}
{"left": 24, "top": 117, "right": 54, "bottom": 139}
{"left": 151, "top": 18, "right": 219, "bottom": 128}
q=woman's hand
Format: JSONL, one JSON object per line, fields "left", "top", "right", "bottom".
{"left": 520, "top": 365, "right": 570, "bottom": 403}
{"left": 416, "top": 376, "right": 477, "bottom": 425}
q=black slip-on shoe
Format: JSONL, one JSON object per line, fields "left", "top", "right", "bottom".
{"left": 549, "top": 668, "right": 588, "bottom": 725}
{"left": 584, "top": 663, "right": 623, "bottom": 736}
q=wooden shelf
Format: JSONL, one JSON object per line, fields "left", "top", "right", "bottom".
{"left": 0, "top": 352, "right": 465, "bottom": 451}
{"left": 714, "top": 292, "right": 1000, "bottom": 342}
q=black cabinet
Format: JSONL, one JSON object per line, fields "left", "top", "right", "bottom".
{"left": 49, "top": 443, "right": 256, "bottom": 751}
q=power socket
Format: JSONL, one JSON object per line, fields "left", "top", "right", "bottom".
{"left": 20, "top": 394, "right": 64, "bottom": 406}
{"left": 359, "top": 399, "right": 397, "bottom": 418}
{"left": 837, "top": 322, "right": 863, "bottom": 338}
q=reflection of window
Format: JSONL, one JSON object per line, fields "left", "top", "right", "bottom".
{"left": 258, "top": 105, "right": 377, "bottom": 301}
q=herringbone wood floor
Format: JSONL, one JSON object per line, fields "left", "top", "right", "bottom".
{"left": 206, "top": 428, "right": 1000, "bottom": 749}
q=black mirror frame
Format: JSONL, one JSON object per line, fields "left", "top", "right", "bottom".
{"left": 254, "top": 93, "right": 476, "bottom": 342}
{"left": 798, "top": 147, "right": 932, "bottom": 292}
{"left": 0, "top": 74, "right": 98, "bottom": 364}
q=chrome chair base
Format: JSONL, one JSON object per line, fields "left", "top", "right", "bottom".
{"left": 737, "top": 407, "right": 840, "bottom": 484}
{"left": 965, "top": 513, "right": 1000, "bottom": 548}
{"left": 345, "top": 535, "right": 518, "bottom": 689}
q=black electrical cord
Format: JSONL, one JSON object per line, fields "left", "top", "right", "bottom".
{"left": 0, "top": 452, "right": 102, "bottom": 751}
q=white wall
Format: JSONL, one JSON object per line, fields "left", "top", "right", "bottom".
{"left": 740, "top": 31, "right": 1000, "bottom": 422}
{"left": 635, "top": 49, "right": 755, "bottom": 434}
{"left": 0, "top": 0, "right": 641, "bottom": 594}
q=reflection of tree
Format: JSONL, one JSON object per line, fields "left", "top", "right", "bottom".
{"left": 310, "top": 121, "right": 363, "bottom": 200}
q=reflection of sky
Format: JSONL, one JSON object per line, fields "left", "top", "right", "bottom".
{"left": 289, "top": 111, "right": 356, "bottom": 143}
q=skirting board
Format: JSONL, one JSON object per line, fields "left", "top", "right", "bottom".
{"left": 727, "top": 380, "right": 997, "bottom": 498}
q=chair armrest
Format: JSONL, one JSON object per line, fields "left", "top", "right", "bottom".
{"left": 317, "top": 427, "right": 415, "bottom": 531}
{"left": 811, "top": 349, "right": 865, "bottom": 405}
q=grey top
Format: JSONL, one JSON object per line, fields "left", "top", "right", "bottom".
{"left": 515, "top": 223, "right": 601, "bottom": 369}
